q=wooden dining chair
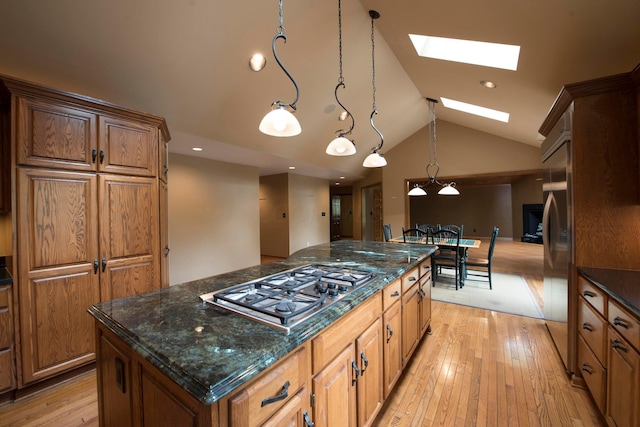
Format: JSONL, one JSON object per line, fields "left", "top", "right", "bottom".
{"left": 430, "top": 228, "right": 462, "bottom": 290}
{"left": 383, "top": 224, "right": 393, "bottom": 242}
{"left": 464, "top": 227, "right": 499, "bottom": 289}
{"left": 402, "top": 227, "right": 428, "bottom": 243}
{"left": 416, "top": 223, "right": 437, "bottom": 234}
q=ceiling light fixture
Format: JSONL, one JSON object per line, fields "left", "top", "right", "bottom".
{"left": 249, "top": 53, "right": 266, "bottom": 71}
{"left": 258, "top": 0, "right": 301, "bottom": 137}
{"left": 326, "top": 0, "right": 356, "bottom": 156}
{"left": 480, "top": 80, "right": 496, "bottom": 88}
{"left": 408, "top": 98, "right": 460, "bottom": 196}
{"left": 441, "top": 97, "right": 509, "bottom": 122}
{"left": 363, "top": 10, "right": 386, "bottom": 168}
{"left": 408, "top": 34, "right": 520, "bottom": 71}
{"left": 192, "top": 147, "right": 203, "bottom": 152}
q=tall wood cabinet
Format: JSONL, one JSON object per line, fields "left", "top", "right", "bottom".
{"left": 0, "top": 75, "right": 170, "bottom": 389}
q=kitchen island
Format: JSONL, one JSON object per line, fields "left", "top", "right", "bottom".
{"left": 89, "top": 240, "right": 436, "bottom": 426}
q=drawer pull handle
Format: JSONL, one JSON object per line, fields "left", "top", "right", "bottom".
{"left": 386, "top": 324, "right": 393, "bottom": 343}
{"left": 92, "top": 148, "right": 98, "bottom": 163}
{"left": 582, "top": 290, "right": 596, "bottom": 298}
{"left": 390, "top": 291, "right": 400, "bottom": 297}
{"left": 261, "top": 380, "right": 290, "bottom": 407}
{"left": 99, "top": 149, "right": 105, "bottom": 164}
{"left": 408, "top": 276, "right": 417, "bottom": 282}
{"left": 351, "top": 360, "right": 360, "bottom": 386}
{"left": 93, "top": 259, "right": 99, "bottom": 274}
{"left": 303, "top": 411, "right": 314, "bottom": 427}
{"left": 102, "top": 257, "right": 107, "bottom": 273}
{"left": 360, "top": 352, "right": 369, "bottom": 375}
{"left": 115, "top": 357, "right": 126, "bottom": 393}
{"left": 613, "top": 317, "right": 629, "bottom": 329}
{"left": 612, "top": 339, "right": 628, "bottom": 353}
{"left": 582, "top": 323, "right": 593, "bottom": 332}
{"left": 581, "top": 363, "right": 594, "bottom": 375}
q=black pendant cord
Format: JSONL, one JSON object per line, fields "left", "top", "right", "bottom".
{"left": 369, "top": 10, "right": 384, "bottom": 153}
{"left": 271, "top": 0, "right": 299, "bottom": 112}
{"left": 334, "top": 0, "right": 354, "bottom": 138}
{"left": 426, "top": 98, "right": 441, "bottom": 184}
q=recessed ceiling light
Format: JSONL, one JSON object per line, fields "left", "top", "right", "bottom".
{"left": 339, "top": 176, "right": 345, "bottom": 179}
{"left": 192, "top": 147, "right": 203, "bottom": 152}
{"left": 335, "top": 182, "right": 340, "bottom": 185}
{"left": 249, "top": 53, "right": 266, "bottom": 72}
{"left": 408, "top": 34, "right": 520, "bottom": 71}
{"left": 288, "top": 166, "right": 296, "bottom": 170}
{"left": 480, "top": 80, "right": 497, "bottom": 89}
{"left": 441, "top": 97, "right": 509, "bottom": 122}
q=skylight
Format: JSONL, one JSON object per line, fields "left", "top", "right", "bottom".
{"left": 408, "top": 34, "right": 520, "bottom": 71}
{"left": 441, "top": 97, "right": 510, "bottom": 122}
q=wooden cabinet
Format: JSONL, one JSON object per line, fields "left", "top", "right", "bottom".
{"left": 2, "top": 76, "right": 170, "bottom": 388}
{"left": 0, "top": 284, "right": 15, "bottom": 392}
{"left": 418, "top": 261, "right": 432, "bottom": 337}
{"left": 401, "top": 261, "right": 431, "bottom": 367}
{"left": 606, "top": 301, "right": 639, "bottom": 427}
{"left": 356, "top": 317, "right": 383, "bottom": 427}
{"left": 576, "top": 273, "right": 640, "bottom": 427}
{"left": 382, "top": 279, "right": 402, "bottom": 399}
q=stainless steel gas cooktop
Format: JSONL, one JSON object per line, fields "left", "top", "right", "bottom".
{"left": 200, "top": 264, "right": 375, "bottom": 332}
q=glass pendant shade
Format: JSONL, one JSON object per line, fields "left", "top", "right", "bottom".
{"left": 259, "top": 106, "right": 301, "bottom": 137}
{"left": 326, "top": 136, "right": 356, "bottom": 156}
{"left": 438, "top": 183, "right": 460, "bottom": 195}
{"left": 363, "top": 152, "right": 387, "bottom": 168}
{"left": 408, "top": 186, "right": 427, "bottom": 196}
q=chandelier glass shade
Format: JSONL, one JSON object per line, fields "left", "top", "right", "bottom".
{"left": 408, "top": 98, "right": 460, "bottom": 196}
{"left": 259, "top": 0, "right": 301, "bottom": 137}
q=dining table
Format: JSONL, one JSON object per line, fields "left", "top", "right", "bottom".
{"left": 388, "top": 236, "right": 482, "bottom": 285}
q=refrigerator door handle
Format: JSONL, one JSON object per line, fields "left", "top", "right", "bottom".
{"left": 542, "top": 191, "right": 555, "bottom": 269}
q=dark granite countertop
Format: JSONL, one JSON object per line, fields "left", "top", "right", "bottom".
{"left": 577, "top": 267, "right": 640, "bottom": 318}
{"left": 0, "top": 268, "right": 12, "bottom": 285}
{"left": 88, "top": 240, "right": 435, "bottom": 405}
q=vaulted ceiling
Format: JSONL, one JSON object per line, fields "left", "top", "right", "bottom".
{"left": 1, "top": 0, "right": 639, "bottom": 184}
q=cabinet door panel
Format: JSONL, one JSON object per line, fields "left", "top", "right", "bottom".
{"left": 19, "top": 270, "right": 99, "bottom": 384}
{"left": 402, "top": 283, "right": 420, "bottom": 366}
{"left": 98, "top": 333, "right": 134, "bottom": 427}
{"left": 16, "top": 97, "right": 97, "bottom": 170}
{"left": 356, "top": 317, "right": 383, "bottom": 427}
{"left": 262, "top": 387, "right": 308, "bottom": 427}
{"left": 383, "top": 301, "right": 402, "bottom": 399}
{"left": 18, "top": 169, "right": 98, "bottom": 270}
{"left": 99, "top": 175, "right": 159, "bottom": 300}
{"left": 313, "top": 343, "right": 357, "bottom": 427}
{"left": 99, "top": 116, "right": 157, "bottom": 177}
{"left": 419, "top": 272, "right": 432, "bottom": 337}
{"left": 607, "top": 326, "right": 639, "bottom": 427}
{"left": 141, "top": 368, "right": 198, "bottom": 427}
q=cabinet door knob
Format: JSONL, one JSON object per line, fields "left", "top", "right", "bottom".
{"left": 99, "top": 150, "right": 105, "bottom": 164}
{"left": 260, "top": 380, "right": 290, "bottom": 407}
{"left": 386, "top": 324, "right": 393, "bottom": 343}
{"left": 92, "top": 148, "right": 98, "bottom": 164}
{"left": 101, "top": 257, "right": 107, "bottom": 273}
{"left": 303, "top": 411, "right": 314, "bottom": 427}
{"left": 93, "top": 259, "right": 99, "bottom": 274}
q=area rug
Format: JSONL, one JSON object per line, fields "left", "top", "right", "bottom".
{"left": 431, "top": 271, "right": 543, "bottom": 318}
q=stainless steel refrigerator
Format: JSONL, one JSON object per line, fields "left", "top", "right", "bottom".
{"left": 542, "top": 111, "right": 572, "bottom": 372}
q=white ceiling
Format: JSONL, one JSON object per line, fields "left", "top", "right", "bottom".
{"left": 1, "top": 0, "right": 639, "bottom": 185}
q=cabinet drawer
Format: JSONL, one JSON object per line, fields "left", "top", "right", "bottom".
{"left": 383, "top": 279, "right": 401, "bottom": 311}
{"left": 419, "top": 257, "right": 432, "bottom": 278}
{"left": 0, "top": 347, "right": 15, "bottom": 392}
{"left": 402, "top": 267, "right": 420, "bottom": 294}
{"left": 229, "top": 345, "right": 308, "bottom": 427}
{"left": 578, "top": 275, "right": 606, "bottom": 316}
{"left": 577, "top": 335, "right": 606, "bottom": 413}
{"left": 608, "top": 300, "right": 640, "bottom": 353}
{"left": 0, "top": 306, "right": 11, "bottom": 349}
{"left": 0, "top": 285, "right": 9, "bottom": 308}
{"left": 578, "top": 297, "right": 607, "bottom": 364}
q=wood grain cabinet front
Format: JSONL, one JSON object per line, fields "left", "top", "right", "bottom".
{"left": 0, "top": 285, "right": 15, "bottom": 392}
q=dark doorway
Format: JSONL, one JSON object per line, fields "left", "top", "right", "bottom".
{"left": 522, "top": 203, "right": 543, "bottom": 243}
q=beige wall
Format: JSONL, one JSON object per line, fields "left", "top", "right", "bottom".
{"left": 380, "top": 120, "right": 542, "bottom": 240}
{"left": 288, "top": 174, "right": 330, "bottom": 254}
{"left": 259, "top": 174, "right": 290, "bottom": 258}
{"left": 168, "top": 153, "right": 260, "bottom": 285}
{"left": 351, "top": 168, "right": 383, "bottom": 240}
{"left": 260, "top": 173, "right": 330, "bottom": 257}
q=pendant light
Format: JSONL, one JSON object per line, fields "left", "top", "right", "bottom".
{"left": 363, "top": 10, "right": 386, "bottom": 168}
{"left": 259, "top": 0, "right": 301, "bottom": 137}
{"left": 408, "top": 98, "right": 460, "bottom": 196}
{"left": 326, "top": 0, "right": 356, "bottom": 156}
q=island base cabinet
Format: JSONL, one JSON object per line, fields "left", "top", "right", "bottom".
{"left": 606, "top": 326, "right": 639, "bottom": 427}
{"left": 262, "top": 387, "right": 310, "bottom": 427}
{"left": 356, "top": 317, "right": 383, "bottom": 427}
{"left": 382, "top": 300, "right": 402, "bottom": 399}
{"left": 95, "top": 324, "right": 219, "bottom": 427}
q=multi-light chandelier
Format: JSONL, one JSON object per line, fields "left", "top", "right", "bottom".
{"left": 407, "top": 98, "right": 460, "bottom": 196}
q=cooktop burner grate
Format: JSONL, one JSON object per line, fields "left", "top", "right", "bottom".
{"left": 200, "top": 264, "right": 375, "bottom": 332}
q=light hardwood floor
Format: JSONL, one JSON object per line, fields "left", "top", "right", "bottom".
{"left": 0, "top": 240, "right": 605, "bottom": 426}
